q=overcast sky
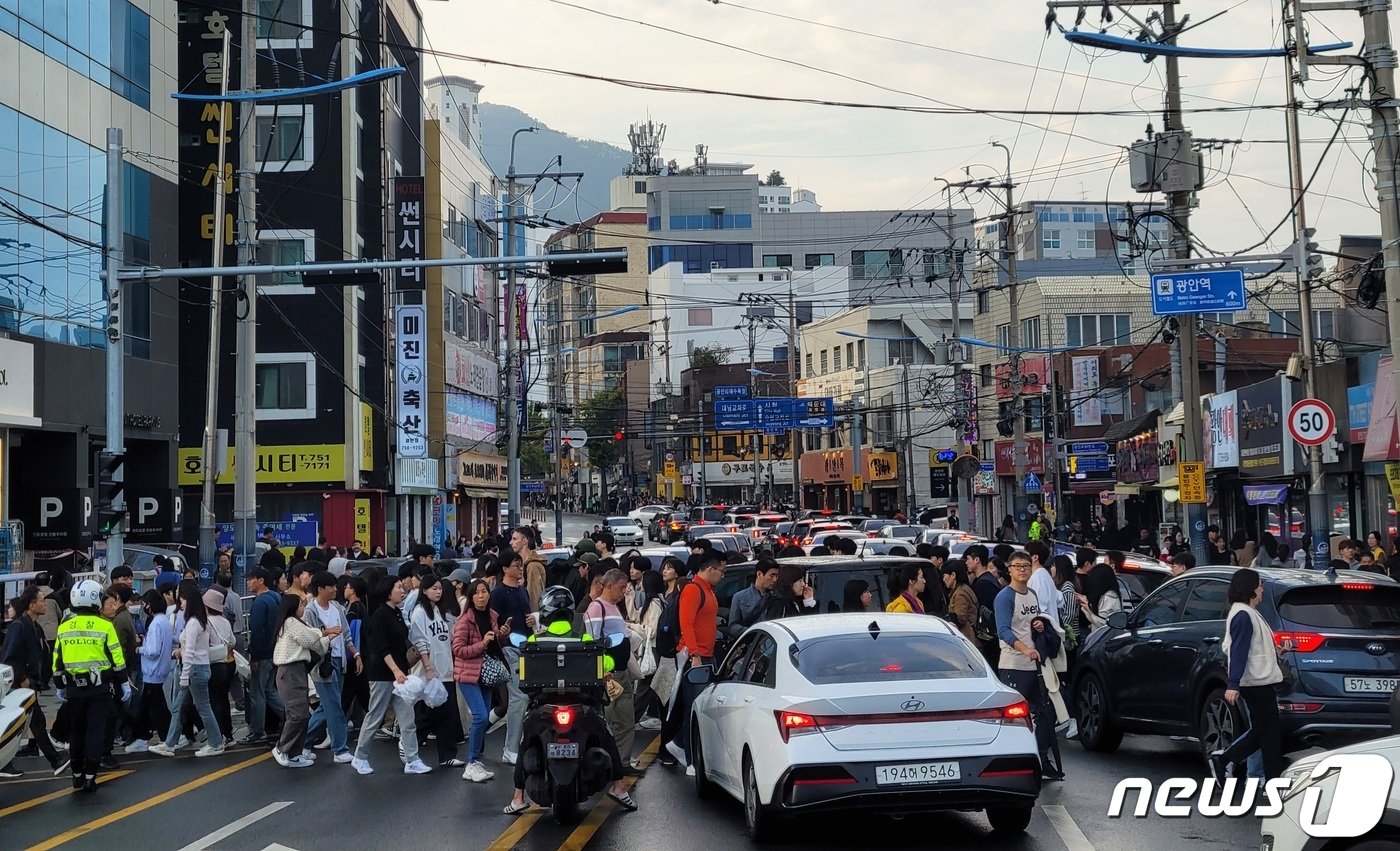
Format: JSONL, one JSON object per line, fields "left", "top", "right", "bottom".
{"left": 423, "top": 0, "right": 1383, "bottom": 253}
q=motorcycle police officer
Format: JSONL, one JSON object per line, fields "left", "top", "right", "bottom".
{"left": 503, "top": 586, "right": 637, "bottom": 814}
{"left": 52, "top": 578, "right": 129, "bottom": 792}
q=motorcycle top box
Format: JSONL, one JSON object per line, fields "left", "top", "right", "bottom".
{"left": 518, "top": 640, "right": 607, "bottom": 691}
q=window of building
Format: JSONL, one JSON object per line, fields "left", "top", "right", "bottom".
{"left": 976, "top": 289, "right": 989, "bottom": 314}
{"left": 257, "top": 229, "right": 315, "bottom": 295}
{"left": 888, "top": 339, "right": 917, "bottom": 365}
{"left": 255, "top": 353, "right": 316, "bottom": 419}
{"left": 805, "top": 353, "right": 813, "bottom": 377}
{"left": 111, "top": 2, "right": 152, "bottom": 108}
{"left": 851, "top": 249, "right": 903, "bottom": 280}
{"left": 762, "top": 254, "right": 793, "bottom": 267}
{"left": 1268, "top": 309, "right": 1334, "bottom": 340}
{"left": 1065, "top": 314, "right": 1131, "bottom": 347}
{"left": 257, "top": 0, "right": 312, "bottom": 46}
{"left": 804, "top": 253, "right": 835, "bottom": 268}
{"left": 1198, "top": 312, "right": 1235, "bottom": 328}
{"left": 634, "top": 180, "right": 647, "bottom": 194}
{"left": 846, "top": 342, "right": 854, "bottom": 368}
{"left": 1021, "top": 317, "right": 1041, "bottom": 349}
{"left": 1042, "top": 229, "right": 1062, "bottom": 250}
{"left": 833, "top": 347, "right": 842, "bottom": 371}
{"left": 820, "top": 350, "right": 829, "bottom": 374}
{"left": 996, "top": 323, "right": 1012, "bottom": 349}
{"left": 1077, "top": 230, "right": 1095, "bottom": 250}
{"left": 687, "top": 308, "right": 713, "bottom": 327}
{"left": 980, "top": 363, "right": 993, "bottom": 388}
{"left": 722, "top": 435, "right": 739, "bottom": 456}
{"left": 255, "top": 106, "right": 314, "bottom": 171}
{"left": 857, "top": 340, "right": 865, "bottom": 369}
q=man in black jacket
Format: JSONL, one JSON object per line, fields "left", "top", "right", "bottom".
{"left": 0, "top": 589, "right": 67, "bottom": 776}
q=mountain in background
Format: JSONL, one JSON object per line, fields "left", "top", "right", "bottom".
{"left": 480, "top": 103, "right": 631, "bottom": 219}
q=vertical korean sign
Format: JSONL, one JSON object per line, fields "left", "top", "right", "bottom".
{"left": 394, "top": 178, "right": 425, "bottom": 291}
{"left": 396, "top": 305, "right": 428, "bottom": 457}
{"left": 176, "top": 2, "right": 239, "bottom": 286}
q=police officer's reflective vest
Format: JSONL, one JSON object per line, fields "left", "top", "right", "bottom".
{"left": 52, "top": 613, "right": 127, "bottom": 687}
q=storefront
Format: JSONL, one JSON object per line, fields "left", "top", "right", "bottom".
{"left": 799, "top": 448, "right": 853, "bottom": 513}
{"left": 1228, "top": 377, "right": 1304, "bottom": 548}
{"left": 454, "top": 450, "right": 506, "bottom": 541}
{"left": 1361, "top": 356, "right": 1398, "bottom": 541}
{"left": 696, "top": 459, "right": 795, "bottom": 505}
{"left": 1113, "top": 418, "right": 1161, "bottom": 535}
{"left": 993, "top": 437, "right": 1044, "bottom": 525}
{"left": 396, "top": 457, "right": 442, "bottom": 554}
{"left": 865, "top": 450, "right": 900, "bottom": 516}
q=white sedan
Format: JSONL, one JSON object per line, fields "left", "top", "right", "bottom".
{"left": 0, "top": 663, "right": 37, "bottom": 771}
{"left": 629, "top": 504, "right": 670, "bottom": 526}
{"left": 1260, "top": 733, "right": 1400, "bottom": 851}
{"left": 803, "top": 529, "right": 867, "bottom": 555}
{"left": 687, "top": 613, "right": 1042, "bottom": 840}
{"left": 604, "top": 517, "right": 645, "bottom": 547}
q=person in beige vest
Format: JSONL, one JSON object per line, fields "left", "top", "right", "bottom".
{"left": 1210, "top": 568, "right": 1284, "bottom": 781}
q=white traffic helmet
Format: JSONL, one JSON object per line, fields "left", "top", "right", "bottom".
{"left": 70, "top": 579, "right": 103, "bottom": 610}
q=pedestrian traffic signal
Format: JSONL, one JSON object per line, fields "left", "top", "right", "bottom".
{"left": 96, "top": 450, "right": 125, "bottom": 536}
{"left": 614, "top": 430, "right": 624, "bottom": 442}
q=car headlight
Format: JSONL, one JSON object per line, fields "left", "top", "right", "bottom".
{"left": 1279, "top": 760, "right": 1331, "bottom": 803}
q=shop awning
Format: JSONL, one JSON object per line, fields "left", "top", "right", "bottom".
{"left": 1102, "top": 409, "right": 1160, "bottom": 444}
{"left": 1242, "top": 483, "right": 1289, "bottom": 505}
{"left": 462, "top": 487, "right": 505, "bottom": 499}
{"left": 1066, "top": 479, "right": 1114, "bottom": 494}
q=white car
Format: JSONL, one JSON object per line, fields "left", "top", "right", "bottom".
{"left": 687, "top": 613, "right": 1042, "bottom": 840}
{"left": 1261, "top": 733, "right": 1400, "bottom": 850}
{"left": 877, "top": 524, "right": 925, "bottom": 544}
{"left": 803, "top": 529, "right": 867, "bottom": 555}
{"left": 853, "top": 538, "right": 916, "bottom": 558}
{"left": 605, "top": 517, "right": 645, "bottom": 547}
{"left": 629, "top": 504, "right": 670, "bottom": 526}
{"left": 0, "top": 662, "right": 36, "bottom": 771}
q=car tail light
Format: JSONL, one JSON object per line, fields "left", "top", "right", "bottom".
{"left": 1001, "top": 701, "right": 1032, "bottom": 728}
{"left": 1274, "top": 632, "right": 1325, "bottom": 653}
{"left": 553, "top": 706, "right": 575, "bottom": 729}
{"left": 775, "top": 711, "right": 819, "bottom": 743}
{"left": 979, "top": 756, "right": 1040, "bottom": 778}
{"left": 867, "top": 533, "right": 878, "bottom": 538}
{"left": 1341, "top": 582, "right": 1374, "bottom": 591}
{"left": 802, "top": 537, "right": 814, "bottom": 545}
{"left": 1279, "top": 702, "right": 1324, "bottom": 713}
{"left": 789, "top": 766, "right": 856, "bottom": 787}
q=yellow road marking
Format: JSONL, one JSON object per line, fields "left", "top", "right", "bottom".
{"left": 0, "top": 771, "right": 130, "bottom": 819}
{"left": 24, "top": 752, "right": 272, "bottom": 850}
{"left": 485, "top": 810, "right": 544, "bottom": 851}
{"left": 556, "top": 738, "right": 661, "bottom": 851}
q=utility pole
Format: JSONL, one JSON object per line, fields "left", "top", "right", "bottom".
{"left": 503, "top": 127, "right": 537, "bottom": 532}
{"left": 901, "top": 359, "right": 916, "bottom": 515}
{"left": 1282, "top": 0, "right": 1330, "bottom": 570}
{"left": 787, "top": 283, "right": 800, "bottom": 510}
{"left": 232, "top": 0, "right": 259, "bottom": 591}
{"left": 551, "top": 351, "right": 564, "bottom": 546}
{"left": 745, "top": 315, "right": 760, "bottom": 504}
{"left": 853, "top": 353, "right": 869, "bottom": 514}
{"left": 104, "top": 128, "right": 125, "bottom": 570}
{"left": 197, "top": 27, "right": 232, "bottom": 574}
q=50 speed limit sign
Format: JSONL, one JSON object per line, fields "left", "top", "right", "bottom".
{"left": 1287, "top": 398, "right": 1336, "bottom": 446}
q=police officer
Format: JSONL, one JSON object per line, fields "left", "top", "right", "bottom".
{"left": 503, "top": 586, "right": 636, "bottom": 814}
{"left": 52, "top": 579, "right": 129, "bottom": 792}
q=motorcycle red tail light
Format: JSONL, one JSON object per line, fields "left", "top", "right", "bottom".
{"left": 553, "top": 706, "right": 575, "bottom": 729}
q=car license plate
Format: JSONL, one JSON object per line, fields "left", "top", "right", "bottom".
{"left": 547, "top": 743, "right": 579, "bottom": 759}
{"left": 1344, "top": 676, "right": 1400, "bottom": 694}
{"left": 875, "top": 761, "right": 960, "bottom": 786}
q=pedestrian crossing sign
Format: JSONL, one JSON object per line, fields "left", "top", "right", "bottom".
{"left": 1023, "top": 472, "right": 1043, "bottom": 493}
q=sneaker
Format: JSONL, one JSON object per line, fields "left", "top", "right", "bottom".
{"left": 685, "top": 764, "right": 696, "bottom": 777}
{"left": 635, "top": 716, "right": 662, "bottom": 731}
{"left": 16, "top": 742, "right": 38, "bottom": 758}
{"left": 194, "top": 744, "right": 226, "bottom": 758}
{"left": 352, "top": 757, "right": 374, "bottom": 775}
{"left": 99, "top": 755, "right": 120, "bottom": 771}
{"left": 271, "top": 748, "right": 292, "bottom": 768}
{"left": 175, "top": 735, "right": 190, "bottom": 749}
{"left": 403, "top": 759, "right": 432, "bottom": 775}
{"left": 333, "top": 752, "right": 354, "bottom": 764}
{"left": 1065, "top": 719, "right": 1079, "bottom": 740}
{"left": 373, "top": 727, "right": 395, "bottom": 741}
{"left": 440, "top": 758, "right": 466, "bottom": 768}
{"left": 50, "top": 757, "right": 70, "bottom": 776}
{"left": 1207, "top": 750, "right": 1228, "bottom": 783}
{"left": 287, "top": 755, "right": 314, "bottom": 769}
{"left": 301, "top": 751, "right": 317, "bottom": 762}
{"left": 149, "top": 743, "right": 177, "bottom": 758}
{"left": 462, "top": 761, "right": 491, "bottom": 783}
{"left": 124, "top": 739, "right": 150, "bottom": 754}
{"left": 0, "top": 765, "right": 23, "bottom": 779}
{"left": 236, "top": 734, "right": 267, "bottom": 746}
{"left": 501, "top": 750, "right": 518, "bottom": 766}
{"left": 313, "top": 738, "right": 331, "bottom": 750}
{"left": 489, "top": 709, "right": 503, "bottom": 725}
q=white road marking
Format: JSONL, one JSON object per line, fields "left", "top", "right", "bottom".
{"left": 174, "top": 801, "right": 295, "bottom": 851}
{"left": 1043, "top": 804, "right": 1096, "bottom": 851}
{"left": 260, "top": 845, "right": 301, "bottom": 851}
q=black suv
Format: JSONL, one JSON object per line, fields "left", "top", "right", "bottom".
{"left": 1073, "top": 567, "right": 1400, "bottom": 759}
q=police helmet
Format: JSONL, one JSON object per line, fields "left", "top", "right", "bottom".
{"left": 538, "top": 585, "right": 576, "bottom": 627}
{"left": 71, "top": 578, "right": 103, "bottom": 610}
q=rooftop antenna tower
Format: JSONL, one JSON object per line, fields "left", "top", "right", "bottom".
{"left": 625, "top": 120, "right": 666, "bottom": 175}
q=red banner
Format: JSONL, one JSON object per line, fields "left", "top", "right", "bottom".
{"left": 994, "top": 438, "right": 1044, "bottom": 475}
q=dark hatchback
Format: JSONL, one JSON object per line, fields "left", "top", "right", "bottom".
{"left": 1073, "top": 567, "right": 1400, "bottom": 759}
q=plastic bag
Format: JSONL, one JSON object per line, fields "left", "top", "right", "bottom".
{"left": 233, "top": 650, "right": 251, "bottom": 682}
{"left": 422, "top": 677, "right": 449, "bottom": 708}
{"left": 393, "top": 674, "right": 426, "bottom": 704}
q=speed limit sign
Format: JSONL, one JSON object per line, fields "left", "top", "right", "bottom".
{"left": 1287, "top": 398, "right": 1336, "bottom": 447}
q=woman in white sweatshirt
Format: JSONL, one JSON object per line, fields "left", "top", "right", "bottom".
{"left": 409, "top": 575, "right": 463, "bottom": 766}
{"left": 152, "top": 585, "right": 225, "bottom": 758}
{"left": 271, "top": 593, "right": 334, "bottom": 768}
{"left": 1210, "top": 568, "right": 1284, "bottom": 782}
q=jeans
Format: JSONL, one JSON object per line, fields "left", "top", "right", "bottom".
{"left": 246, "top": 660, "right": 284, "bottom": 739}
{"left": 165, "top": 664, "right": 222, "bottom": 749}
{"left": 353, "top": 681, "right": 419, "bottom": 765}
{"left": 275, "top": 662, "right": 311, "bottom": 758}
{"left": 306, "top": 663, "right": 349, "bottom": 755}
{"left": 458, "top": 681, "right": 493, "bottom": 764}
{"left": 502, "top": 645, "right": 526, "bottom": 757}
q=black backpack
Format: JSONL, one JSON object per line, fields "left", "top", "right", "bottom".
{"left": 656, "top": 584, "right": 707, "bottom": 660}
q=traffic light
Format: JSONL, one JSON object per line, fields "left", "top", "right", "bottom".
{"left": 614, "top": 430, "right": 624, "bottom": 442}
{"left": 1299, "top": 228, "right": 1324, "bottom": 279}
{"left": 96, "top": 450, "right": 125, "bottom": 536}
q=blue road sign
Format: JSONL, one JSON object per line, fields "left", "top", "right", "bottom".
{"left": 1150, "top": 268, "right": 1247, "bottom": 316}
{"left": 714, "top": 385, "right": 751, "bottom": 400}
{"left": 714, "top": 400, "right": 756, "bottom": 430}
{"left": 1068, "top": 441, "right": 1109, "bottom": 455}
{"left": 1070, "top": 455, "right": 1111, "bottom": 473}
{"left": 1023, "top": 472, "right": 1043, "bottom": 493}
{"left": 714, "top": 397, "right": 834, "bottom": 430}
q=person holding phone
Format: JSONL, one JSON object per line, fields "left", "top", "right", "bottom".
{"left": 491, "top": 555, "right": 534, "bottom": 767}
{"left": 761, "top": 563, "right": 818, "bottom": 620}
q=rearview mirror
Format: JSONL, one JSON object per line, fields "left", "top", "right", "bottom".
{"left": 1106, "top": 611, "right": 1130, "bottom": 631}
{"left": 684, "top": 664, "right": 713, "bottom": 687}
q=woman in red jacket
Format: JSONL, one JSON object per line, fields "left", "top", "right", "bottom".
{"left": 452, "top": 579, "right": 508, "bottom": 783}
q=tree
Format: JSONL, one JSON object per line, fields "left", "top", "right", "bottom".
{"left": 764, "top": 169, "right": 786, "bottom": 186}
{"left": 578, "top": 387, "right": 625, "bottom": 471}
{"left": 689, "top": 344, "right": 732, "bottom": 370}
{"left": 519, "top": 405, "right": 551, "bottom": 479}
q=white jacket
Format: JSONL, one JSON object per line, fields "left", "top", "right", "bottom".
{"left": 1222, "top": 602, "right": 1283, "bottom": 688}
{"left": 273, "top": 617, "right": 330, "bottom": 666}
